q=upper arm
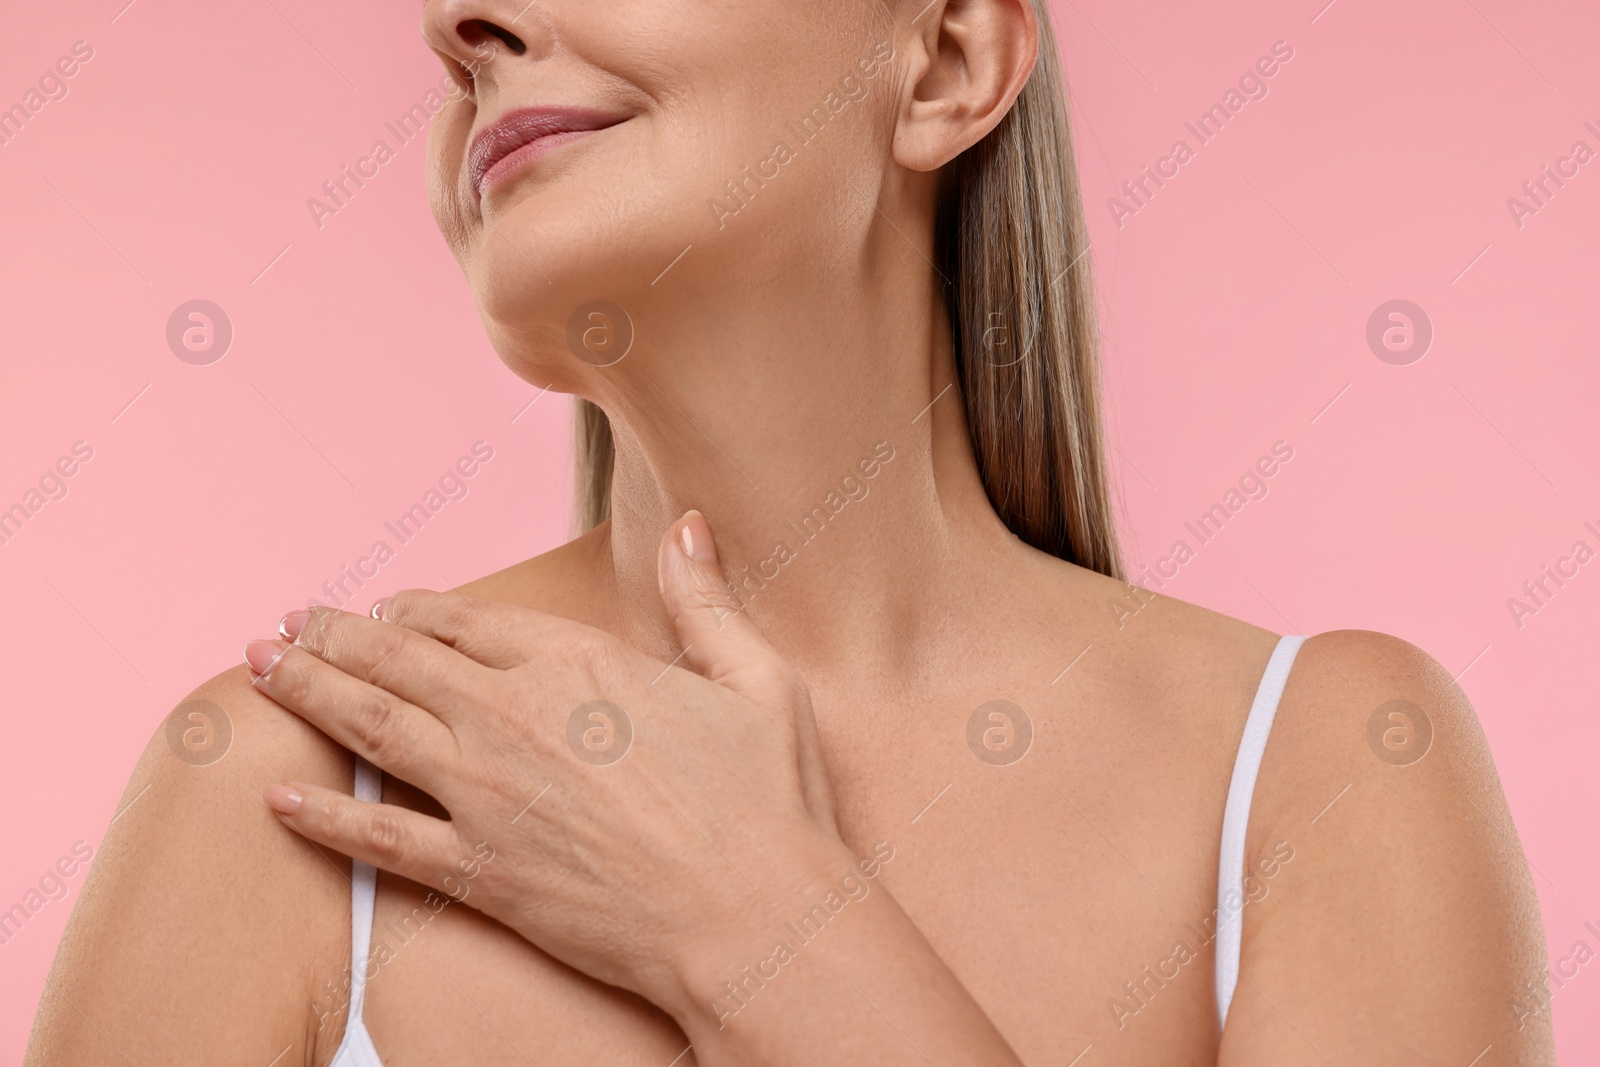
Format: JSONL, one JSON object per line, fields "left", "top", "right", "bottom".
{"left": 1219, "top": 630, "right": 1555, "bottom": 1066}
{"left": 25, "top": 666, "right": 358, "bottom": 1067}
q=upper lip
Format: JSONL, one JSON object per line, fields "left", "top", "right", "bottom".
{"left": 467, "top": 106, "right": 626, "bottom": 199}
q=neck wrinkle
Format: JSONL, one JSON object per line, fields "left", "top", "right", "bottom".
{"left": 586, "top": 323, "right": 1014, "bottom": 685}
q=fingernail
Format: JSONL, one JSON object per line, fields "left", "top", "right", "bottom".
{"left": 680, "top": 510, "right": 718, "bottom": 564}
{"left": 278, "top": 610, "right": 309, "bottom": 641}
{"left": 370, "top": 597, "right": 392, "bottom": 621}
{"left": 265, "top": 784, "right": 302, "bottom": 815}
{"left": 243, "top": 639, "right": 287, "bottom": 678}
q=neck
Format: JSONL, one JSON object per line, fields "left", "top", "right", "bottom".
{"left": 581, "top": 251, "right": 1024, "bottom": 683}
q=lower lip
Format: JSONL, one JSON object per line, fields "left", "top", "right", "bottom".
{"left": 477, "top": 129, "right": 605, "bottom": 201}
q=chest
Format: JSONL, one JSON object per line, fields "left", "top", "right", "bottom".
{"left": 349, "top": 690, "right": 1236, "bottom": 1067}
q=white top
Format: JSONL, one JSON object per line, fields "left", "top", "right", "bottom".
{"left": 328, "top": 758, "right": 385, "bottom": 1067}
{"left": 329, "top": 634, "right": 1305, "bottom": 1062}
{"left": 1215, "top": 633, "right": 1305, "bottom": 1026}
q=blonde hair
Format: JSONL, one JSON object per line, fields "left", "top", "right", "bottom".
{"left": 573, "top": 1, "right": 1121, "bottom": 579}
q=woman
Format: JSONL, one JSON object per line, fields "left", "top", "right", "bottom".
{"left": 27, "top": 0, "right": 1553, "bottom": 1064}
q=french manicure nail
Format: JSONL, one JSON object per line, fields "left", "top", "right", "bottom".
{"left": 264, "top": 784, "right": 302, "bottom": 815}
{"left": 243, "top": 639, "right": 287, "bottom": 678}
{"left": 278, "top": 610, "right": 309, "bottom": 641}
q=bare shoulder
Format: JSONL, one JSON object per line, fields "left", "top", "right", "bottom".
{"left": 27, "top": 666, "right": 359, "bottom": 1067}
{"left": 1220, "top": 630, "right": 1554, "bottom": 1064}
{"left": 30, "top": 528, "right": 611, "bottom": 1067}
{"left": 1032, "top": 556, "right": 1284, "bottom": 734}
{"left": 451, "top": 526, "right": 615, "bottom": 623}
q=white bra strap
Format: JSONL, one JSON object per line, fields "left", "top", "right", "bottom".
{"left": 347, "top": 758, "right": 381, "bottom": 1020}
{"left": 1215, "top": 634, "right": 1304, "bottom": 1028}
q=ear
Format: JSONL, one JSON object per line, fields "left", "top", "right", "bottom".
{"left": 892, "top": 0, "right": 1039, "bottom": 172}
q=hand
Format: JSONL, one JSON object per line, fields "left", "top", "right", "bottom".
{"left": 244, "top": 510, "right": 854, "bottom": 1015}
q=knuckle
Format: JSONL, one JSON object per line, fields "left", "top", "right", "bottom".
{"left": 439, "top": 595, "right": 477, "bottom": 634}
{"left": 297, "top": 606, "right": 338, "bottom": 652}
{"left": 386, "top": 589, "right": 430, "bottom": 624}
{"left": 383, "top": 590, "right": 416, "bottom": 624}
{"left": 361, "top": 810, "right": 406, "bottom": 864}
{"left": 273, "top": 648, "right": 317, "bottom": 706}
{"left": 550, "top": 627, "right": 609, "bottom": 673}
{"left": 682, "top": 582, "right": 739, "bottom": 618}
{"left": 363, "top": 628, "right": 411, "bottom": 678}
{"left": 350, "top": 692, "right": 410, "bottom": 768}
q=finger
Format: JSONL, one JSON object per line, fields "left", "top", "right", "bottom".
{"left": 656, "top": 510, "right": 795, "bottom": 703}
{"left": 657, "top": 512, "right": 837, "bottom": 825}
{"left": 265, "top": 780, "right": 477, "bottom": 899}
{"left": 282, "top": 605, "right": 500, "bottom": 718}
{"left": 246, "top": 639, "right": 457, "bottom": 788}
{"left": 374, "top": 588, "right": 543, "bottom": 671}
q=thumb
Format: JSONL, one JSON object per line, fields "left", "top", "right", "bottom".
{"left": 658, "top": 511, "right": 840, "bottom": 831}
{"left": 657, "top": 510, "right": 790, "bottom": 701}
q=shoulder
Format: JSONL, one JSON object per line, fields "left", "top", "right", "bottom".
{"left": 27, "top": 665, "right": 358, "bottom": 1067}
{"left": 1040, "top": 558, "right": 1284, "bottom": 733}
{"left": 1218, "top": 629, "right": 1555, "bottom": 1064}
{"left": 1254, "top": 629, "right": 1506, "bottom": 834}
{"left": 451, "top": 525, "right": 615, "bottom": 622}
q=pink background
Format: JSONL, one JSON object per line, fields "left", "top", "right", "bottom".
{"left": 1, "top": 0, "right": 1595, "bottom": 1061}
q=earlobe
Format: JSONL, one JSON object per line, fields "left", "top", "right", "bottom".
{"left": 892, "top": 0, "right": 1039, "bottom": 173}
